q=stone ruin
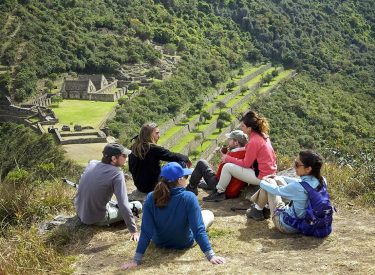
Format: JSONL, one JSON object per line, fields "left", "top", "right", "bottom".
{"left": 0, "top": 96, "right": 59, "bottom": 134}
{"left": 60, "top": 74, "right": 126, "bottom": 102}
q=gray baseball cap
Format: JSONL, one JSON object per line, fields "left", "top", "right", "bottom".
{"left": 225, "top": 130, "right": 248, "bottom": 145}
{"left": 103, "top": 143, "right": 131, "bottom": 157}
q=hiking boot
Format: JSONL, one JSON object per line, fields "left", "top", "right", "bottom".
{"left": 203, "top": 190, "right": 226, "bottom": 202}
{"left": 263, "top": 208, "right": 271, "bottom": 219}
{"left": 185, "top": 184, "right": 198, "bottom": 195}
{"left": 246, "top": 205, "right": 265, "bottom": 221}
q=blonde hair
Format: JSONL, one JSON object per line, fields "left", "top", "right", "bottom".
{"left": 131, "top": 122, "right": 158, "bottom": 159}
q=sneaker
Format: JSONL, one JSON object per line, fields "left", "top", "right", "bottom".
{"left": 197, "top": 180, "right": 209, "bottom": 190}
{"left": 263, "top": 208, "right": 271, "bottom": 219}
{"left": 185, "top": 184, "right": 198, "bottom": 195}
{"left": 203, "top": 190, "right": 226, "bottom": 202}
{"left": 246, "top": 205, "right": 265, "bottom": 221}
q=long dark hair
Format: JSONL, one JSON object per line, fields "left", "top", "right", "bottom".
{"left": 131, "top": 122, "right": 158, "bottom": 159}
{"left": 240, "top": 111, "right": 270, "bottom": 138}
{"left": 154, "top": 177, "right": 178, "bottom": 208}
{"left": 299, "top": 150, "right": 324, "bottom": 189}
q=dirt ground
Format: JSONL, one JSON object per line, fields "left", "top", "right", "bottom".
{"left": 68, "top": 181, "right": 375, "bottom": 275}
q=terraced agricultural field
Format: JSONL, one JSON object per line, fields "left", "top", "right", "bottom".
{"left": 164, "top": 68, "right": 295, "bottom": 158}
{"left": 158, "top": 64, "right": 271, "bottom": 147}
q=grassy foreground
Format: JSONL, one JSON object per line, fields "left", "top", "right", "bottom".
{"left": 0, "top": 155, "right": 374, "bottom": 274}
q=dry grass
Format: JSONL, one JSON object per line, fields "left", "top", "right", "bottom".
{"left": 67, "top": 198, "right": 375, "bottom": 275}
{"left": 66, "top": 174, "right": 375, "bottom": 275}
{"left": 0, "top": 226, "right": 74, "bottom": 275}
{"left": 0, "top": 158, "right": 373, "bottom": 274}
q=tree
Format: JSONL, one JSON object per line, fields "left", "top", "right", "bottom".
{"left": 194, "top": 101, "right": 204, "bottom": 112}
{"left": 226, "top": 81, "right": 236, "bottom": 90}
{"left": 45, "top": 80, "right": 54, "bottom": 92}
{"left": 0, "top": 72, "right": 11, "bottom": 92}
{"left": 271, "top": 69, "right": 279, "bottom": 78}
{"left": 263, "top": 73, "right": 273, "bottom": 86}
{"left": 216, "top": 101, "right": 226, "bottom": 111}
{"left": 186, "top": 106, "right": 196, "bottom": 118}
{"left": 216, "top": 119, "right": 225, "bottom": 132}
{"left": 218, "top": 112, "right": 231, "bottom": 122}
{"left": 200, "top": 110, "right": 211, "bottom": 123}
{"left": 49, "top": 73, "right": 58, "bottom": 81}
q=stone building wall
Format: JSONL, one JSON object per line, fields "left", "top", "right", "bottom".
{"left": 94, "top": 81, "right": 117, "bottom": 94}
{"left": 25, "top": 93, "right": 53, "bottom": 107}
{"left": 60, "top": 137, "right": 107, "bottom": 145}
{"left": 52, "top": 129, "right": 107, "bottom": 144}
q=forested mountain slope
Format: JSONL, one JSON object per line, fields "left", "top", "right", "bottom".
{"left": 0, "top": 0, "right": 374, "bottom": 164}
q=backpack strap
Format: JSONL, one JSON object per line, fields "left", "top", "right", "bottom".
{"left": 299, "top": 181, "right": 315, "bottom": 218}
{"left": 299, "top": 180, "right": 314, "bottom": 192}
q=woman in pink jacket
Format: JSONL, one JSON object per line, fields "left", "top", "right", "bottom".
{"left": 203, "top": 111, "right": 277, "bottom": 202}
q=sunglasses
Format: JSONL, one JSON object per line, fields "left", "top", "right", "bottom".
{"left": 149, "top": 122, "right": 158, "bottom": 128}
{"left": 294, "top": 160, "right": 304, "bottom": 168}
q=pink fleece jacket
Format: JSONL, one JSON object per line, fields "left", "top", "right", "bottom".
{"left": 223, "top": 131, "right": 277, "bottom": 179}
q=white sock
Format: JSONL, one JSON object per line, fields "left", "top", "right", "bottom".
{"left": 254, "top": 204, "right": 263, "bottom": 211}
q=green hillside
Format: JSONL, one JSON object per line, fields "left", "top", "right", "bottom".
{"left": 0, "top": 1, "right": 375, "bottom": 274}
{"left": 0, "top": 0, "right": 373, "bottom": 178}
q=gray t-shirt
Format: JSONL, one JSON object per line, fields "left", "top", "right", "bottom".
{"left": 75, "top": 160, "right": 137, "bottom": 232}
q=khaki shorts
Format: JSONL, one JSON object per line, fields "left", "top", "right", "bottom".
{"left": 95, "top": 203, "right": 123, "bottom": 226}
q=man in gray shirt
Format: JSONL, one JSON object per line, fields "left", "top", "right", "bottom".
{"left": 75, "top": 143, "right": 139, "bottom": 241}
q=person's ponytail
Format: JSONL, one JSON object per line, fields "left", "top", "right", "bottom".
{"left": 241, "top": 111, "right": 270, "bottom": 138}
{"left": 258, "top": 116, "right": 270, "bottom": 137}
{"left": 154, "top": 178, "right": 177, "bottom": 208}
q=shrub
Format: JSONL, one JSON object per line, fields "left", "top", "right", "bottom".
{"left": 128, "top": 82, "right": 139, "bottom": 90}
{"left": 216, "top": 119, "right": 225, "bottom": 132}
{"left": 0, "top": 227, "right": 74, "bottom": 274}
{"left": 226, "top": 81, "right": 236, "bottom": 90}
{"left": 0, "top": 175, "right": 75, "bottom": 228}
{"left": 218, "top": 112, "right": 231, "bottom": 122}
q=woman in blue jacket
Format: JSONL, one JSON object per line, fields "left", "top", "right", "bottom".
{"left": 249, "top": 150, "right": 326, "bottom": 233}
{"left": 121, "top": 162, "right": 225, "bottom": 270}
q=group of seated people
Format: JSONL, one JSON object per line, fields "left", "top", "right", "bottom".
{"left": 74, "top": 110, "right": 331, "bottom": 270}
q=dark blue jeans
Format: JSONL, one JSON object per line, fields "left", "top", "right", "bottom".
{"left": 189, "top": 159, "right": 218, "bottom": 190}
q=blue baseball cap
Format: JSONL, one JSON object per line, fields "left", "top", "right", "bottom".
{"left": 160, "top": 162, "right": 193, "bottom": 182}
